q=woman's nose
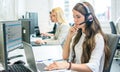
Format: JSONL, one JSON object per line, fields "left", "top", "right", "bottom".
{"left": 74, "top": 18, "right": 78, "bottom": 23}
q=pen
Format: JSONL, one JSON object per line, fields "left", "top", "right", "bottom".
{"left": 36, "top": 59, "right": 65, "bottom": 62}
{"left": 54, "top": 59, "right": 64, "bottom": 61}
{"left": 36, "top": 58, "right": 52, "bottom": 62}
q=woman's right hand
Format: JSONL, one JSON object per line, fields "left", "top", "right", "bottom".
{"left": 67, "top": 26, "right": 78, "bottom": 39}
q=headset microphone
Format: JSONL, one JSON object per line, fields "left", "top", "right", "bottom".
{"left": 79, "top": 18, "right": 90, "bottom": 25}
{"left": 79, "top": 21, "right": 86, "bottom": 25}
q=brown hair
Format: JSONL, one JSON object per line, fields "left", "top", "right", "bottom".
{"left": 72, "top": 2, "right": 110, "bottom": 69}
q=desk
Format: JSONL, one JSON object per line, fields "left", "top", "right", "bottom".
{"left": 8, "top": 44, "right": 71, "bottom": 72}
{"left": 32, "top": 45, "right": 63, "bottom": 61}
{"left": 8, "top": 45, "right": 63, "bottom": 63}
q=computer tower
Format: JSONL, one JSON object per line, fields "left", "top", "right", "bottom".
{"left": 19, "top": 19, "right": 31, "bottom": 43}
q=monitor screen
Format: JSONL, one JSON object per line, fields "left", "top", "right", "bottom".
{"left": 3, "top": 21, "right": 23, "bottom": 52}
{"left": 25, "top": 12, "right": 38, "bottom": 34}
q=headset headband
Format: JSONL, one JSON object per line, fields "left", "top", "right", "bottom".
{"left": 79, "top": 3, "right": 91, "bottom": 14}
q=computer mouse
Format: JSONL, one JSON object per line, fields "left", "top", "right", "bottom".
{"left": 13, "top": 60, "right": 25, "bottom": 65}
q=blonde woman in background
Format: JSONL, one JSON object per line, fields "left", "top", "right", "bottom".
{"left": 35, "top": 7, "right": 70, "bottom": 46}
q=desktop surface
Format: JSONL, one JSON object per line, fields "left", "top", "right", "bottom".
{"left": 31, "top": 45, "right": 71, "bottom": 72}
{"left": 32, "top": 45, "right": 63, "bottom": 61}
{"left": 7, "top": 43, "right": 71, "bottom": 72}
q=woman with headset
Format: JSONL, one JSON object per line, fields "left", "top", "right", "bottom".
{"left": 45, "top": 2, "right": 110, "bottom": 72}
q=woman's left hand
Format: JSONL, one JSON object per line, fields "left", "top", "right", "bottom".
{"left": 44, "top": 61, "right": 69, "bottom": 71}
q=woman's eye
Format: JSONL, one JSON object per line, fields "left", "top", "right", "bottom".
{"left": 76, "top": 15, "right": 81, "bottom": 18}
{"left": 73, "top": 15, "right": 81, "bottom": 18}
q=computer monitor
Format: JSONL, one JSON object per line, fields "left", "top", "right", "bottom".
{"left": 4, "top": 21, "right": 23, "bottom": 52}
{"left": 25, "top": 12, "right": 38, "bottom": 34}
{"left": 0, "top": 21, "right": 23, "bottom": 71}
{"left": 19, "top": 19, "right": 31, "bottom": 43}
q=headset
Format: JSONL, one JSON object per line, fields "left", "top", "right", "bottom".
{"left": 79, "top": 3, "right": 93, "bottom": 25}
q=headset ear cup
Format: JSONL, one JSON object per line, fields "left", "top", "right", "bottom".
{"left": 86, "top": 14, "right": 93, "bottom": 25}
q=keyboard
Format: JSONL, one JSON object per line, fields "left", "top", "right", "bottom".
{"left": 36, "top": 63, "right": 47, "bottom": 71}
{"left": 8, "top": 64, "right": 32, "bottom": 72}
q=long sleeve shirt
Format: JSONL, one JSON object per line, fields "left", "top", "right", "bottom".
{"left": 69, "top": 33, "right": 105, "bottom": 72}
{"left": 45, "top": 23, "right": 70, "bottom": 46}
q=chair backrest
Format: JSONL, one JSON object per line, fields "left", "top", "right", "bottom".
{"left": 116, "top": 20, "right": 120, "bottom": 34}
{"left": 109, "top": 21, "right": 117, "bottom": 34}
{"left": 103, "top": 34, "right": 120, "bottom": 72}
{"left": 34, "top": 26, "right": 41, "bottom": 37}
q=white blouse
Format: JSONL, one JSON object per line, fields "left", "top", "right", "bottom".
{"left": 45, "top": 23, "right": 70, "bottom": 45}
{"left": 69, "top": 33, "right": 105, "bottom": 72}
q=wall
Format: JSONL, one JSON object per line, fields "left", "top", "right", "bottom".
{"left": 0, "top": 0, "right": 119, "bottom": 33}
{"left": 17, "top": 0, "right": 26, "bottom": 18}
{"left": 0, "top": 0, "right": 18, "bottom": 21}
{"left": 111, "top": 0, "right": 120, "bottom": 23}
{"left": 25, "top": 0, "right": 51, "bottom": 32}
{"left": 0, "top": 0, "right": 54, "bottom": 32}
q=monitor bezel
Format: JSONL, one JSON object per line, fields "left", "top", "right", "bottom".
{"left": 3, "top": 21, "right": 23, "bottom": 52}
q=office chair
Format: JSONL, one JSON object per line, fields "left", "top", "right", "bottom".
{"left": 116, "top": 21, "right": 120, "bottom": 34}
{"left": 34, "top": 26, "right": 41, "bottom": 37}
{"left": 109, "top": 21, "right": 120, "bottom": 61}
{"left": 109, "top": 21, "right": 117, "bottom": 34}
{"left": 116, "top": 18, "right": 120, "bottom": 48}
{"left": 116, "top": 17, "right": 120, "bottom": 34}
{"left": 115, "top": 18, "right": 120, "bottom": 63}
{"left": 103, "top": 34, "right": 120, "bottom": 72}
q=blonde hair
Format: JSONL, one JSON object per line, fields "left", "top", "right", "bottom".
{"left": 51, "top": 7, "right": 66, "bottom": 24}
